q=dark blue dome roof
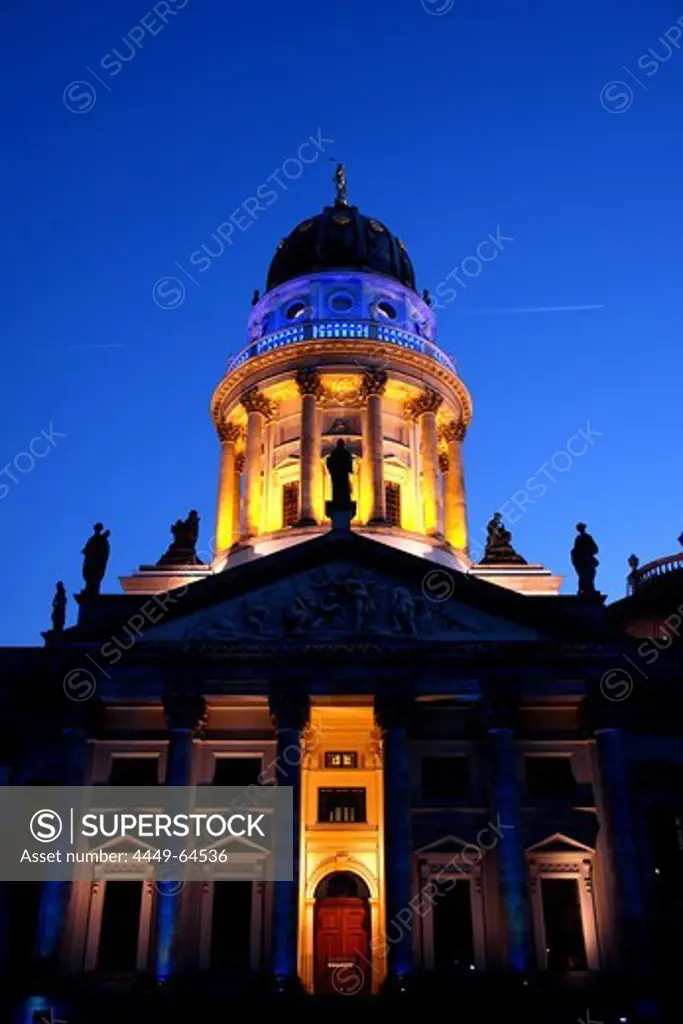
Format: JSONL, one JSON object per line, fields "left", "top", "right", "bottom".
{"left": 266, "top": 203, "right": 416, "bottom": 293}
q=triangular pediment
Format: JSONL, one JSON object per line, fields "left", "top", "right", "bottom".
{"left": 69, "top": 532, "right": 580, "bottom": 646}
{"left": 415, "top": 833, "right": 475, "bottom": 855}
{"left": 527, "top": 831, "right": 595, "bottom": 855}
{"left": 142, "top": 556, "right": 548, "bottom": 644}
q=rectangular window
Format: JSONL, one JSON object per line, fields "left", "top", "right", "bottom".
{"left": 210, "top": 880, "right": 252, "bottom": 971}
{"left": 212, "top": 757, "right": 262, "bottom": 787}
{"left": 541, "top": 878, "right": 587, "bottom": 971}
{"left": 421, "top": 756, "right": 470, "bottom": 800}
{"left": 525, "top": 756, "right": 576, "bottom": 799}
{"left": 324, "top": 751, "right": 358, "bottom": 769}
{"left": 108, "top": 756, "right": 158, "bottom": 786}
{"left": 318, "top": 787, "right": 366, "bottom": 823}
{"left": 97, "top": 881, "right": 142, "bottom": 970}
{"left": 385, "top": 481, "right": 401, "bottom": 527}
{"left": 282, "top": 481, "right": 299, "bottom": 527}
{"left": 433, "top": 879, "right": 475, "bottom": 972}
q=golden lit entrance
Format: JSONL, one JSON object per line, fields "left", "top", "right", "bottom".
{"left": 313, "top": 872, "right": 371, "bottom": 995}
{"left": 298, "top": 702, "right": 386, "bottom": 993}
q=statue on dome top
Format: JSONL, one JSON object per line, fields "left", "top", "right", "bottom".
{"left": 334, "top": 163, "right": 348, "bottom": 206}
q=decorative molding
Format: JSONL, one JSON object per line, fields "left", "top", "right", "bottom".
{"left": 211, "top": 338, "right": 473, "bottom": 431}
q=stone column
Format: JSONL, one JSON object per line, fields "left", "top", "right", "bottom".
{"left": 234, "top": 452, "right": 245, "bottom": 540}
{"left": 441, "top": 420, "right": 469, "bottom": 552}
{"left": 594, "top": 727, "right": 648, "bottom": 972}
{"left": 35, "top": 708, "right": 97, "bottom": 963}
{"left": 156, "top": 694, "right": 206, "bottom": 980}
{"left": 241, "top": 388, "right": 273, "bottom": 538}
{"left": 407, "top": 388, "right": 443, "bottom": 536}
{"left": 295, "top": 367, "right": 322, "bottom": 526}
{"left": 375, "top": 691, "right": 414, "bottom": 983}
{"left": 215, "top": 422, "right": 241, "bottom": 553}
{"left": 485, "top": 696, "right": 532, "bottom": 974}
{"left": 362, "top": 370, "right": 388, "bottom": 524}
{"left": 269, "top": 686, "right": 309, "bottom": 987}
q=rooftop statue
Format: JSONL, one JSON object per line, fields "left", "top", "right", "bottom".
{"left": 571, "top": 522, "right": 599, "bottom": 597}
{"left": 82, "top": 522, "right": 110, "bottom": 597}
{"left": 480, "top": 512, "right": 527, "bottom": 565}
{"left": 157, "top": 510, "right": 204, "bottom": 567}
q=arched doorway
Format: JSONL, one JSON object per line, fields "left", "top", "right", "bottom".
{"left": 313, "top": 872, "right": 371, "bottom": 995}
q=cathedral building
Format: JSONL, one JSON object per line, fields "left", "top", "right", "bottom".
{"left": 2, "top": 172, "right": 682, "bottom": 1022}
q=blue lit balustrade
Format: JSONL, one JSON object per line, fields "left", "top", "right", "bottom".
{"left": 226, "top": 321, "right": 455, "bottom": 374}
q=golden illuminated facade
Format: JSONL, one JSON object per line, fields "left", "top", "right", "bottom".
{"left": 6, "top": 175, "right": 681, "bottom": 1023}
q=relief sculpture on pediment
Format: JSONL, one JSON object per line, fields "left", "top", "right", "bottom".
{"left": 180, "top": 567, "right": 476, "bottom": 643}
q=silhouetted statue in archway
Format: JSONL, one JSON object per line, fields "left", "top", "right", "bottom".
{"left": 326, "top": 440, "right": 353, "bottom": 511}
{"left": 571, "top": 522, "right": 599, "bottom": 597}
{"left": 82, "top": 523, "right": 110, "bottom": 597}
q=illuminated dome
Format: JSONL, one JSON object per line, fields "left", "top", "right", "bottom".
{"left": 266, "top": 204, "right": 417, "bottom": 293}
{"left": 209, "top": 166, "right": 473, "bottom": 575}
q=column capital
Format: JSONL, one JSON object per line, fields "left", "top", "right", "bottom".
{"left": 374, "top": 690, "right": 414, "bottom": 732}
{"left": 269, "top": 686, "right": 310, "bottom": 732}
{"left": 438, "top": 452, "right": 449, "bottom": 474}
{"left": 241, "top": 386, "right": 276, "bottom": 419}
{"left": 481, "top": 690, "right": 521, "bottom": 732}
{"left": 404, "top": 387, "right": 443, "bottom": 420}
{"left": 61, "top": 694, "right": 105, "bottom": 736}
{"left": 361, "top": 369, "right": 388, "bottom": 398}
{"left": 217, "top": 420, "right": 242, "bottom": 444}
{"left": 578, "top": 692, "right": 622, "bottom": 734}
{"left": 235, "top": 452, "right": 245, "bottom": 473}
{"left": 163, "top": 693, "right": 207, "bottom": 735}
{"left": 295, "top": 366, "right": 323, "bottom": 397}
{"left": 441, "top": 418, "right": 466, "bottom": 443}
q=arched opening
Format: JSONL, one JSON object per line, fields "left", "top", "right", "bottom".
{"left": 313, "top": 872, "right": 371, "bottom": 995}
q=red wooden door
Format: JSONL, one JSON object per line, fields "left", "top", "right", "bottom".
{"left": 314, "top": 897, "right": 370, "bottom": 994}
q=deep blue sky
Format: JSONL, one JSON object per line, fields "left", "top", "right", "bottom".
{"left": 2, "top": 0, "right": 682, "bottom": 644}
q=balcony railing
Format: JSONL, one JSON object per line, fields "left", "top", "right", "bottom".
{"left": 225, "top": 320, "right": 456, "bottom": 375}
{"left": 629, "top": 551, "right": 683, "bottom": 592}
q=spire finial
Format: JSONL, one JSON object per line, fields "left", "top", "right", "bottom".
{"left": 333, "top": 162, "right": 348, "bottom": 206}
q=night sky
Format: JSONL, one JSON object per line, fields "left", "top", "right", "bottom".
{"left": 2, "top": 0, "right": 682, "bottom": 643}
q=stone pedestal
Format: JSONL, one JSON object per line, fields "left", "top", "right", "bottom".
{"left": 326, "top": 501, "right": 356, "bottom": 531}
